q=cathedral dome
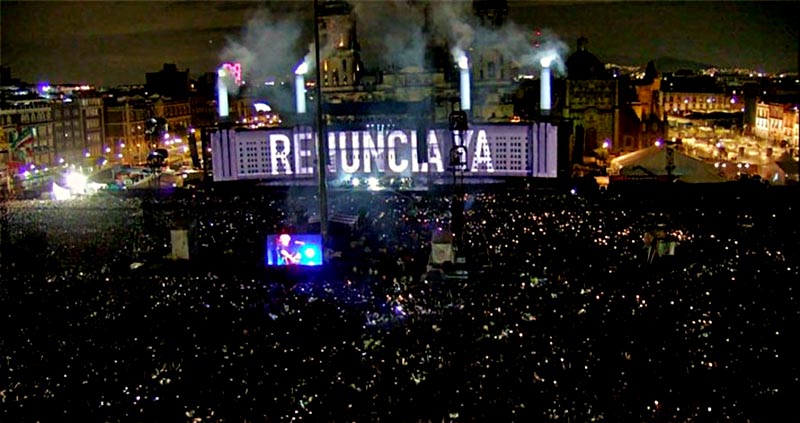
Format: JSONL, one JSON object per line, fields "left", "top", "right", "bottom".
{"left": 566, "top": 37, "right": 606, "bottom": 80}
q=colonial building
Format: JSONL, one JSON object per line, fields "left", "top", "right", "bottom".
{"left": 152, "top": 96, "right": 192, "bottom": 135}
{"left": 661, "top": 73, "right": 744, "bottom": 116}
{"left": 784, "top": 106, "right": 799, "bottom": 153}
{"left": 309, "top": 0, "right": 526, "bottom": 128}
{"left": 104, "top": 93, "right": 192, "bottom": 165}
{"left": 754, "top": 101, "right": 799, "bottom": 150}
{"left": 470, "top": 0, "right": 517, "bottom": 123}
{"left": 619, "top": 61, "right": 667, "bottom": 153}
{"left": 318, "top": 1, "right": 363, "bottom": 92}
{"left": 563, "top": 37, "right": 619, "bottom": 162}
{"left": 51, "top": 96, "right": 105, "bottom": 165}
{"left": 471, "top": 47, "right": 517, "bottom": 123}
{"left": 0, "top": 98, "right": 55, "bottom": 167}
{"left": 562, "top": 39, "right": 668, "bottom": 166}
{"left": 311, "top": 0, "right": 456, "bottom": 127}
{"left": 104, "top": 95, "right": 150, "bottom": 164}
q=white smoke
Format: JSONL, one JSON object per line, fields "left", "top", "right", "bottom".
{"left": 431, "top": 1, "right": 476, "bottom": 55}
{"left": 352, "top": 1, "right": 568, "bottom": 76}
{"left": 220, "top": 8, "right": 305, "bottom": 93}
{"left": 220, "top": 0, "right": 571, "bottom": 97}
{"left": 352, "top": 1, "right": 429, "bottom": 70}
{"left": 468, "top": 22, "right": 568, "bottom": 75}
{"left": 527, "top": 28, "right": 569, "bottom": 75}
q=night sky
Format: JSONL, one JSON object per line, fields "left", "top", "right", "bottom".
{"left": 1, "top": 1, "right": 797, "bottom": 87}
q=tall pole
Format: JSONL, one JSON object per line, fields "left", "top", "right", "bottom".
{"left": 313, "top": 0, "right": 329, "bottom": 246}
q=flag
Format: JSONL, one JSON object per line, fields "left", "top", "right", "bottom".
{"left": 10, "top": 127, "right": 36, "bottom": 151}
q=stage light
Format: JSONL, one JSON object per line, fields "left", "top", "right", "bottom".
{"left": 295, "top": 60, "right": 309, "bottom": 76}
{"left": 294, "top": 59, "right": 309, "bottom": 114}
{"left": 217, "top": 67, "right": 229, "bottom": 119}
{"left": 454, "top": 48, "right": 470, "bottom": 110}
{"left": 367, "top": 177, "right": 380, "bottom": 190}
{"left": 66, "top": 171, "right": 88, "bottom": 191}
{"left": 539, "top": 53, "right": 557, "bottom": 114}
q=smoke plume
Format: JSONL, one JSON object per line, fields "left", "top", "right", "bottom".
{"left": 350, "top": 1, "right": 568, "bottom": 75}
{"left": 220, "top": 7, "right": 305, "bottom": 110}
{"left": 352, "top": 1, "right": 429, "bottom": 70}
{"left": 221, "top": 1, "right": 572, "bottom": 95}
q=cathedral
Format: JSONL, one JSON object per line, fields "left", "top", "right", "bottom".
{"left": 313, "top": 0, "right": 520, "bottom": 128}
{"left": 564, "top": 37, "right": 666, "bottom": 166}
{"left": 309, "top": 0, "right": 666, "bottom": 171}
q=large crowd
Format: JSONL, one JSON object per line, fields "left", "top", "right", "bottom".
{"left": 1, "top": 183, "right": 799, "bottom": 422}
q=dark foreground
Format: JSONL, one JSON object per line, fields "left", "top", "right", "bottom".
{"left": 1, "top": 184, "right": 799, "bottom": 422}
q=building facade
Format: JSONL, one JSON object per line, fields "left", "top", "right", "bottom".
{"left": 662, "top": 91, "right": 743, "bottom": 115}
{"left": 755, "top": 101, "right": 799, "bottom": 151}
{"left": 104, "top": 96, "right": 150, "bottom": 164}
{"left": 318, "top": 1, "right": 363, "bottom": 91}
{"left": 52, "top": 96, "right": 105, "bottom": 166}
{"left": 0, "top": 99, "right": 55, "bottom": 167}
{"left": 152, "top": 97, "right": 192, "bottom": 134}
{"left": 563, "top": 37, "right": 619, "bottom": 162}
{"left": 784, "top": 106, "right": 799, "bottom": 152}
{"left": 754, "top": 102, "right": 785, "bottom": 144}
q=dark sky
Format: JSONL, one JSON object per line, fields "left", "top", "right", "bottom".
{"left": 1, "top": 1, "right": 797, "bottom": 87}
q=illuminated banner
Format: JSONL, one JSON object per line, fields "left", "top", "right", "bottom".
{"left": 212, "top": 124, "right": 558, "bottom": 181}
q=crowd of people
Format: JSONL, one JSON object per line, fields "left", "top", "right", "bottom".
{"left": 1, "top": 183, "right": 798, "bottom": 422}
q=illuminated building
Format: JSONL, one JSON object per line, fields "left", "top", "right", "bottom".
{"left": 310, "top": 0, "right": 518, "bottom": 126}
{"left": 786, "top": 106, "right": 799, "bottom": 153}
{"left": 663, "top": 91, "right": 743, "bottom": 115}
{"left": 151, "top": 97, "right": 192, "bottom": 135}
{"left": 661, "top": 73, "right": 743, "bottom": 116}
{"left": 317, "top": 1, "right": 363, "bottom": 91}
{"left": 104, "top": 91, "right": 192, "bottom": 165}
{"left": 104, "top": 96, "right": 149, "bottom": 164}
{"left": 52, "top": 96, "right": 105, "bottom": 166}
{"left": 754, "top": 101, "right": 796, "bottom": 149}
{"left": 0, "top": 79, "right": 105, "bottom": 171}
{"left": 618, "top": 61, "right": 667, "bottom": 153}
{"left": 213, "top": 1, "right": 693, "bottom": 181}
{"left": 0, "top": 98, "right": 55, "bottom": 167}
